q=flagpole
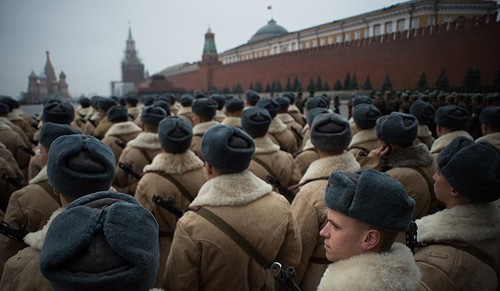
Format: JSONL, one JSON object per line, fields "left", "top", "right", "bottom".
{"left": 267, "top": 5, "right": 273, "bottom": 19}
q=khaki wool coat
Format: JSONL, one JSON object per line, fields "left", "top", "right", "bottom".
{"left": 114, "top": 132, "right": 162, "bottom": 195}
{"left": 190, "top": 120, "right": 219, "bottom": 161}
{"left": 268, "top": 118, "right": 299, "bottom": 154}
{"left": 135, "top": 150, "right": 207, "bottom": 288}
{"left": 101, "top": 121, "right": 142, "bottom": 163}
{"left": 348, "top": 127, "right": 383, "bottom": 169}
{"left": 247, "top": 136, "right": 302, "bottom": 188}
{"left": 164, "top": 171, "right": 302, "bottom": 291}
{"left": 415, "top": 203, "right": 500, "bottom": 291}
{"left": 293, "top": 139, "right": 319, "bottom": 176}
{"left": 291, "top": 152, "right": 360, "bottom": 291}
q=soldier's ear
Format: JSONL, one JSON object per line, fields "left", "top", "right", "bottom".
{"left": 361, "top": 229, "right": 381, "bottom": 251}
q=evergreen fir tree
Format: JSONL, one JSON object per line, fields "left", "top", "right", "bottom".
{"left": 315, "top": 76, "right": 323, "bottom": 91}
{"left": 362, "top": 76, "right": 373, "bottom": 90}
{"left": 275, "top": 80, "right": 283, "bottom": 92}
{"left": 255, "top": 81, "right": 263, "bottom": 93}
{"left": 417, "top": 72, "right": 428, "bottom": 90}
{"left": 334, "top": 79, "right": 343, "bottom": 91}
{"left": 381, "top": 74, "right": 393, "bottom": 91}
{"left": 435, "top": 69, "right": 450, "bottom": 90}
{"left": 350, "top": 74, "right": 359, "bottom": 90}
{"left": 343, "top": 72, "right": 351, "bottom": 90}
{"left": 307, "top": 78, "right": 316, "bottom": 92}
{"left": 293, "top": 77, "right": 302, "bottom": 91}
{"left": 322, "top": 82, "right": 330, "bottom": 91}
{"left": 285, "top": 77, "right": 293, "bottom": 92}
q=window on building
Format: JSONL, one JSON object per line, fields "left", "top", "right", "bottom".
{"left": 397, "top": 19, "right": 406, "bottom": 31}
{"left": 312, "top": 39, "right": 318, "bottom": 47}
{"left": 320, "top": 38, "right": 325, "bottom": 46}
{"left": 428, "top": 16, "right": 436, "bottom": 26}
{"left": 411, "top": 18, "right": 420, "bottom": 29}
{"left": 336, "top": 34, "right": 343, "bottom": 43}
{"left": 385, "top": 22, "right": 393, "bottom": 34}
{"left": 364, "top": 28, "right": 370, "bottom": 38}
{"left": 305, "top": 41, "right": 310, "bottom": 49}
{"left": 374, "top": 24, "right": 381, "bottom": 36}
{"left": 345, "top": 32, "right": 351, "bottom": 41}
{"left": 354, "top": 31, "right": 361, "bottom": 40}
{"left": 291, "top": 42, "right": 296, "bottom": 51}
{"left": 328, "top": 36, "right": 334, "bottom": 44}
{"left": 444, "top": 16, "right": 452, "bottom": 23}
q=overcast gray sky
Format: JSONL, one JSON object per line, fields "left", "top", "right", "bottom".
{"left": 1, "top": 0, "right": 411, "bottom": 98}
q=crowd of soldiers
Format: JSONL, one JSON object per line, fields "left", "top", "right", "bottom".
{"left": 0, "top": 89, "right": 498, "bottom": 290}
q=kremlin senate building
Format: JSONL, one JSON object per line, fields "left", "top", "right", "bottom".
{"left": 135, "top": 0, "right": 500, "bottom": 97}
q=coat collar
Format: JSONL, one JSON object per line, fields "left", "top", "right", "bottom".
{"left": 430, "top": 130, "right": 472, "bottom": 153}
{"left": 23, "top": 208, "right": 64, "bottom": 250}
{"left": 143, "top": 151, "right": 204, "bottom": 174}
{"left": 301, "top": 139, "right": 315, "bottom": 151}
{"left": 476, "top": 132, "right": 500, "bottom": 147}
{"left": 268, "top": 118, "right": 287, "bottom": 134}
{"left": 191, "top": 170, "right": 272, "bottom": 207}
{"left": 416, "top": 203, "right": 500, "bottom": 242}
{"left": 277, "top": 113, "right": 296, "bottom": 124}
{"left": 104, "top": 121, "right": 141, "bottom": 137}
{"left": 193, "top": 120, "right": 219, "bottom": 136}
{"left": 29, "top": 165, "right": 48, "bottom": 184}
{"left": 220, "top": 117, "right": 241, "bottom": 128}
{"left": 254, "top": 136, "right": 280, "bottom": 154}
{"left": 417, "top": 124, "right": 433, "bottom": 138}
{"left": 300, "top": 152, "right": 360, "bottom": 183}
{"left": 349, "top": 128, "right": 378, "bottom": 147}
{"left": 383, "top": 144, "right": 434, "bottom": 169}
{"left": 318, "top": 243, "right": 421, "bottom": 291}
{"left": 126, "top": 132, "right": 161, "bottom": 150}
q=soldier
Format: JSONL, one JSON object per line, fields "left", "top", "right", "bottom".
{"left": 317, "top": 169, "right": 423, "bottom": 290}
{"left": 300, "top": 96, "right": 330, "bottom": 150}
{"left": 135, "top": 116, "right": 206, "bottom": 287}
{"left": 0, "top": 103, "right": 31, "bottom": 150}
{"left": 291, "top": 112, "right": 360, "bottom": 291}
{"left": 241, "top": 107, "right": 301, "bottom": 189}
{"left": 125, "top": 96, "right": 141, "bottom": 120}
{"left": 369, "top": 112, "right": 436, "bottom": 219}
{"left": 114, "top": 106, "right": 167, "bottom": 195}
{"left": 293, "top": 108, "right": 329, "bottom": 175}
{"left": 276, "top": 96, "right": 303, "bottom": 146}
{"left": 178, "top": 94, "right": 195, "bottom": 126}
{"left": 210, "top": 94, "right": 227, "bottom": 123}
{"left": 0, "top": 142, "right": 24, "bottom": 212}
{"left": 0, "top": 97, "right": 34, "bottom": 141}
{"left": 164, "top": 125, "right": 301, "bottom": 290}
{"left": 39, "top": 191, "right": 159, "bottom": 291}
{"left": 348, "top": 103, "right": 382, "bottom": 168}
{"left": 410, "top": 100, "right": 436, "bottom": 149}
{"left": 82, "top": 96, "right": 102, "bottom": 136}
{"left": 101, "top": 105, "right": 142, "bottom": 163}
{"left": 74, "top": 96, "right": 92, "bottom": 131}
{"left": 256, "top": 97, "right": 298, "bottom": 154}
{"left": 190, "top": 98, "right": 219, "bottom": 160}
{"left": 221, "top": 98, "right": 244, "bottom": 128}
{"left": 348, "top": 95, "right": 374, "bottom": 136}
{"left": 430, "top": 105, "right": 472, "bottom": 159}
{"left": 0, "top": 105, "right": 31, "bottom": 176}
{"left": 476, "top": 106, "right": 500, "bottom": 148}
{"left": 283, "top": 92, "right": 306, "bottom": 127}
{"left": 414, "top": 137, "right": 500, "bottom": 290}
{"left": 244, "top": 89, "right": 260, "bottom": 110}
{"left": 92, "top": 97, "right": 117, "bottom": 139}
{"left": 0, "top": 123, "right": 79, "bottom": 275}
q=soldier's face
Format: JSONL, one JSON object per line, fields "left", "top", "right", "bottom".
{"left": 320, "top": 209, "right": 366, "bottom": 262}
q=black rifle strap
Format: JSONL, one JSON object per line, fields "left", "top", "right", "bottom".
{"left": 252, "top": 156, "right": 276, "bottom": 178}
{"left": 151, "top": 171, "right": 194, "bottom": 202}
{"left": 36, "top": 181, "right": 60, "bottom": 205}
{"left": 417, "top": 240, "right": 495, "bottom": 271}
{"left": 191, "top": 206, "right": 270, "bottom": 269}
{"left": 289, "top": 176, "right": 329, "bottom": 191}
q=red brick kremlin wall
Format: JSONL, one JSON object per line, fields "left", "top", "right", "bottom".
{"left": 163, "top": 14, "right": 500, "bottom": 92}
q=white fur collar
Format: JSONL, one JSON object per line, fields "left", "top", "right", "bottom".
{"left": 417, "top": 124, "right": 433, "bottom": 138}
{"left": 300, "top": 152, "right": 360, "bottom": 183}
{"left": 221, "top": 117, "right": 241, "bottom": 128}
{"left": 301, "top": 124, "right": 309, "bottom": 136}
{"left": 318, "top": 243, "right": 421, "bottom": 291}
{"left": 23, "top": 208, "right": 64, "bottom": 250}
{"left": 268, "top": 118, "right": 287, "bottom": 133}
{"left": 430, "top": 130, "right": 472, "bottom": 153}
{"left": 301, "top": 139, "right": 315, "bottom": 151}
{"left": 178, "top": 106, "right": 192, "bottom": 114}
{"left": 416, "top": 203, "right": 500, "bottom": 242}
{"left": 277, "top": 113, "right": 296, "bottom": 124}
{"left": 126, "top": 132, "right": 161, "bottom": 150}
{"left": 89, "top": 111, "right": 100, "bottom": 121}
{"left": 143, "top": 151, "right": 204, "bottom": 174}
{"left": 104, "top": 121, "right": 141, "bottom": 137}
{"left": 0, "top": 122, "right": 11, "bottom": 131}
{"left": 288, "top": 105, "right": 300, "bottom": 113}
{"left": 7, "top": 112, "right": 23, "bottom": 121}
{"left": 254, "top": 136, "right": 280, "bottom": 154}
{"left": 29, "top": 166, "right": 48, "bottom": 184}
{"left": 0, "top": 141, "right": 5, "bottom": 149}
{"left": 191, "top": 170, "right": 272, "bottom": 207}
{"left": 0, "top": 117, "right": 14, "bottom": 126}
{"left": 349, "top": 128, "right": 378, "bottom": 147}
{"left": 193, "top": 120, "right": 218, "bottom": 135}
{"left": 476, "top": 132, "right": 500, "bottom": 147}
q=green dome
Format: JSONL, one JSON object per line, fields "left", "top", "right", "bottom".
{"left": 248, "top": 19, "right": 288, "bottom": 43}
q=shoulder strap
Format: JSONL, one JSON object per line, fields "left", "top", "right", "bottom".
{"left": 36, "top": 181, "right": 60, "bottom": 205}
{"left": 139, "top": 148, "right": 153, "bottom": 164}
{"left": 151, "top": 171, "right": 194, "bottom": 202}
{"left": 292, "top": 147, "right": 317, "bottom": 158}
{"left": 418, "top": 240, "right": 495, "bottom": 271}
{"left": 347, "top": 145, "right": 371, "bottom": 154}
{"left": 192, "top": 206, "right": 270, "bottom": 269}
{"left": 407, "top": 166, "right": 435, "bottom": 199}
{"left": 252, "top": 156, "right": 276, "bottom": 178}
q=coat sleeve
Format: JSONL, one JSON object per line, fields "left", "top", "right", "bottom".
{"left": 163, "top": 218, "right": 201, "bottom": 291}
{"left": 274, "top": 205, "right": 302, "bottom": 270}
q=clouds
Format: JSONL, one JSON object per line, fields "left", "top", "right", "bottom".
{"left": 0, "top": 0, "right": 401, "bottom": 98}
